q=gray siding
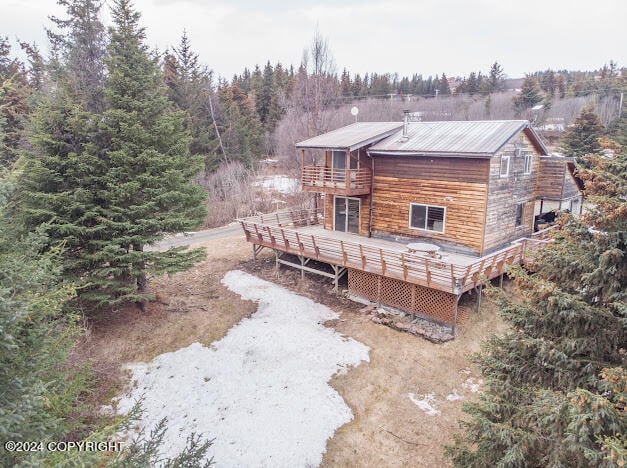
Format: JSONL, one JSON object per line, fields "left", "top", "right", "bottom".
{"left": 483, "top": 133, "right": 539, "bottom": 253}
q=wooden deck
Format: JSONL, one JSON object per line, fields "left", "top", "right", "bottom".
{"left": 301, "top": 166, "right": 371, "bottom": 196}
{"left": 239, "top": 207, "right": 553, "bottom": 295}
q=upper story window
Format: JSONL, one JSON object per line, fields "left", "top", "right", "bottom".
{"left": 500, "top": 155, "right": 510, "bottom": 177}
{"left": 523, "top": 152, "right": 533, "bottom": 174}
{"left": 332, "top": 150, "right": 358, "bottom": 170}
{"left": 409, "top": 203, "right": 445, "bottom": 233}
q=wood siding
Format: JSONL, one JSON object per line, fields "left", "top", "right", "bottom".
{"left": 562, "top": 164, "right": 581, "bottom": 199}
{"left": 359, "top": 194, "right": 370, "bottom": 235}
{"left": 483, "top": 133, "right": 538, "bottom": 253}
{"left": 371, "top": 156, "right": 490, "bottom": 255}
{"left": 323, "top": 194, "right": 333, "bottom": 230}
{"left": 323, "top": 193, "right": 370, "bottom": 236}
{"left": 537, "top": 157, "right": 567, "bottom": 199}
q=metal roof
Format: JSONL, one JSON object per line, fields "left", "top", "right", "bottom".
{"left": 295, "top": 122, "right": 403, "bottom": 151}
{"left": 369, "top": 120, "right": 543, "bottom": 157}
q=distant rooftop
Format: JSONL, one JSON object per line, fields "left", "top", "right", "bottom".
{"left": 296, "top": 122, "right": 403, "bottom": 151}
{"left": 369, "top": 120, "right": 548, "bottom": 157}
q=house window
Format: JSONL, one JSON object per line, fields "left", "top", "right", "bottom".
{"left": 500, "top": 155, "right": 510, "bottom": 177}
{"left": 331, "top": 150, "right": 357, "bottom": 170}
{"left": 515, "top": 202, "right": 524, "bottom": 226}
{"left": 409, "top": 203, "right": 445, "bottom": 233}
{"left": 523, "top": 153, "right": 532, "bottom": 174}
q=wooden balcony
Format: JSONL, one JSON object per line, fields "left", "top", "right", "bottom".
{"left": 239, "top": 207, "right": 554, "bottom": 296}
{"left": 301, "top": 166, "right": 371, "bottom": 196}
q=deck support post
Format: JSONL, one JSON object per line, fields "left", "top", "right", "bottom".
{"left": 476, "top": 284, "right": 483, "bottom": 313}
{"left": 252, "top": 244, "right": 264, "bottom": 261}
{"left": 499, "top": 273, "right": 504, "bottom": 289}
{"left": 451, "top": 293, "right": 463, "bottom": 335}
{"left": 298, "top": 255, "right": 306, "bottom": 280}
{"left": 273, "top": 249, "right": 283, "bottom": 276}
{"left": 329, "top": 265, "right": 348, "bottom": 292}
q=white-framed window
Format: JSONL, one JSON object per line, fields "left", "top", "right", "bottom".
{"left": 523, "top": 153, "right": 532, "bottom": 174}
{"left": 409, "top": 203, "right": 445, "bottom": 233}
{"left": 515, "top": 202, "right": 525, "bottom": 227}
{"left": 500, "top": 155, "right": 510, "bottom": 177}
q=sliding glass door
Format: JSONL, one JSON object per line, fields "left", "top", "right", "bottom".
{"left": 334, "top": 197, "right": 360, "bottom": 234}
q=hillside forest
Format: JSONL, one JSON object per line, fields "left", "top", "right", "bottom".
{"left": 0, "top": 0, "right": 625, "bottom": 466}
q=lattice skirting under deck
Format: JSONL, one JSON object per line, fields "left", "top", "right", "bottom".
{"left": 348, "top": 269, "right": 458, "bottom": 324}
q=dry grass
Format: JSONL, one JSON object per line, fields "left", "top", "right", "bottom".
{"left": 77, "top": 232, "right": 507, "bottom": 467}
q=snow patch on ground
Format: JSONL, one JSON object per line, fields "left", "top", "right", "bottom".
{"left": 253, "top": 175, "right": 299, "bottom": 193}
{"left": 446, "top": 390, "right": 464, "bottom": 401}
{"left": 115, "top": 270, "right": 369, "bottom": 467}
{"left": 408, "top": 393, "right": 441, "bottom": 416}
{"left": 461, "top": 378, "right": 483, "bottom": 393}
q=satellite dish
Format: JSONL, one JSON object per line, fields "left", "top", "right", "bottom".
{"left": 351, "top": 106, "right": 359, "bottom": 116}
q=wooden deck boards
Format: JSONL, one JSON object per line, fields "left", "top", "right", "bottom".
{"left": 239, "top": 208, "right": 552, "bottom": 295}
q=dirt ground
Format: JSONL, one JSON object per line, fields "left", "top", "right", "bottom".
{"left": 80, "top": 233, "right": 507, "bottom": 467}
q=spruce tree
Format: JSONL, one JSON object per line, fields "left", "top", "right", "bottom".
{"left": 47, "top": 0, "right": 107, "bottom": 113}
{"left": 217, "top": 82, "right": 263, "bottom": 165}
{"left": 21, "top": 90, "right": 110, "bottom": 291}
{"left": 513, "top": 75, "right": 543, "bottom": 115}
{"left": 447, "top": 142, "right": 626, "bottom": 467}
{"left": 488, "top": 61, "right": 505, "bottom": 92}
{"left": 19, "top": 0, "right": 111, "bottom": 309}
{"left": 100, "top": 0, "right": 206, "bottom": 306}
{"left": 561, "top": 106, "right": 604, "bottom": 167}
{"left": 0, "top": 37, "right": 32, "bottom": 167}
{"left": 165, "top": 32, "right": 221, "bottom": 170}
{"left": 466, "top": 71, "right": 478, "bottom": 95}
{"left": 438, "top": 73, "right": 451, "bottom": 95}
{"left": 340, "top": 68, "right": 351, "bottom": 96}
{"left": 255, "top": 60, "right": 283, "bottom": 133}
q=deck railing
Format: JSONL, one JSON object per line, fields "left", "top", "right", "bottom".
{"left": 239, "top": 207, "right": 555, "bottom": 295}
{"left": 301, "top": 166, "right": 371, "bottom": 194}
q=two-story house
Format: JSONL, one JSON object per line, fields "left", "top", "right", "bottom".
{"left": 239, "top": 115, "right": 582, "bottom": 329}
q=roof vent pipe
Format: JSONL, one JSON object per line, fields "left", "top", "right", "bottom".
{"left": 401, "top": 110, "right": 410, "bottom": 142}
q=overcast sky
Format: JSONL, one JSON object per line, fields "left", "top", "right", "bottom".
{"left": 2, "top": 0, "right": 625, "bottom": 80}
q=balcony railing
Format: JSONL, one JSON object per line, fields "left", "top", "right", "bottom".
{"left": 301, "top": 166, "right": 371, "bottom": 195}
{"left": 239, "top": 207, "right": 556, "bottom": 295}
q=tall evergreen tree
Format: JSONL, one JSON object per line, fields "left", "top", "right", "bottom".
{"left": 217, "top": 82, "right": 263, "bottom": 164}
{"left": 165, "top": 31, "right": 221, "bottom": 170}
{"left": 540, "top": 69, "right": 557, "bottom": 98}
{"left": 438, "top": 73, "right": 451, "bottom": 95}
{"left": 0, "top": 37, "right": 32, "bottom": 167}
{"left": 340, "top": 68, "right": 351, "bottom": 96}
{"left": 556, "top": 73, "right": 566, "bottom": 99}
{"left": 488, "top": 61, "right": 505, "bottom": 92}
{"left": 257, "top": 60, "right": 283, "bottom": 131}
{"left": 513, "top": 75, "right": 543, "bottom": 115}
{"left": 466, "top": 71, "right": 479, "bottom": 95}
{"left": 561, "top": 106, "right": 604, "bottom": 167}
{"left": 99, "top": 0, "right": 206, "bottom": 307}
{"left": 352, "top": 73, "right": 363, "bottom": 97}
{"left": 447, "top": 142, "right": 626, "bottom": 467}
{"left": 47, "top": 0, "right": 107, "bottom": 113}
{"left": 18, "top": 0, "right": 110, "bottom": 309}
